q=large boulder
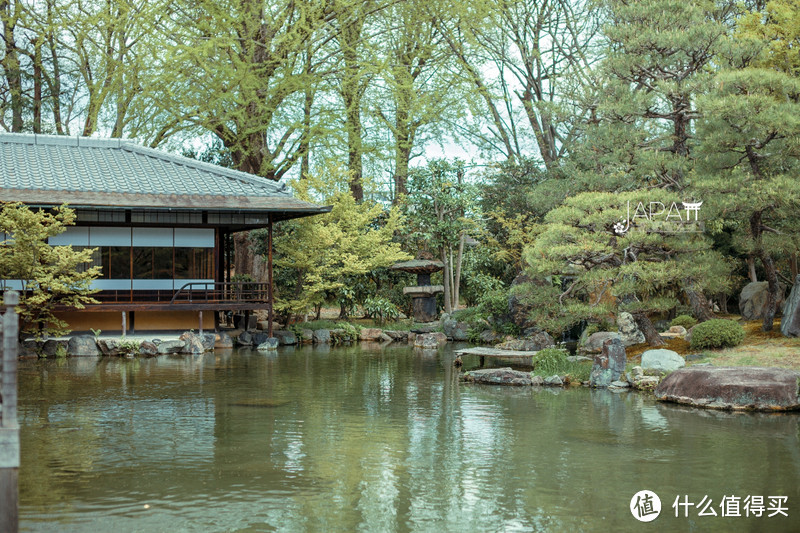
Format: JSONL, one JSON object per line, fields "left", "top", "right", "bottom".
{"left": 590, "top": 337, "right": 626, "bottom": 388}
{"left": 462, "top": 367, "right": 533, "bottom": 386}
{"left": 274, "top": 330, "right": 298, "bottom": 345}
{"left": 495, "top": 331, "right": 554, "bottom": 352}
{"left": 442, "top": 319, "right": 469, "bottom": 341}
{"left": 655, "top": 366, "right": 800, "bottom": 411}
{"left": 215, "top": 332, "right": 234, "bottom": 349}
{"left": 582, "top": 332, "right": 621, "bottom": 354}
{"left": 616, "top": 312, "right": 645, "bottom": 346}
{"left": 660, "top": 325, "right": 687, "bottom": 340}
{"left": 41, "top": 338, "right": 68, "bottom": 357}
{"left": 780, "top": 275, "right": 800, "bottom": 337}
{"left": 359, "top": 328, "right": 383, "bottom": 341}
{"left": 202, "top": 333, "right": 215, "bottom": 351}
{"left": 641, "top": 349, "right": 685, "bottom": 373}
{"left": 414, "top": 332, "right": 447, "bottom": 349}
{"left": 67, "top": 335, "right": 100, "bottom": 357}
{"left": 383, "top": 330, "right": 408, "bottom": 342}
{"left": 251, "top": 332, "right": 270, "bottom": 346}
{"left": 256, "top": 338, "right": 279, "bottom": 351}
{"left": 157, "top": 339, "right": 185, "bottom": 354}
{"left": 739, "top": 281, "right": 785, "bottom": 320}
{"left": 236, "top": 331, "right": 253, "bottom": 346}
{"left": 312, "top": 329, "right": 331, "bottom": 344}
{"left": 97, "top": 338, "right": 124, "bottom": 356}
{"left": 180, "top": 331, "right": 205, "bottom": 354}
{"left": 139, "top": 340, "right": 158, "bottom": 357}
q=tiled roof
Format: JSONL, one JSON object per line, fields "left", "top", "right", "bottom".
{"left": 0, "top": 134, "right": 328, "bottom": 217}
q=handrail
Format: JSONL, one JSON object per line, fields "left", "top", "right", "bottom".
{"left": 169, "top": 281, "right": 270, "bottom": 304}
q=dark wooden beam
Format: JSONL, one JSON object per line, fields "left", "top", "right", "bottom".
{"left": 268, "top": 214, "right": 274, "bottom": 338}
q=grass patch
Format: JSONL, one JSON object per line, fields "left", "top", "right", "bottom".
{"left": 292, "top": 318, "right": 423, "bottom": 331}
{"left": 687, "top": 319, "right": 800, "bottom": 370}
{"left": 532, "top": 348, "right": 592, "bottom": 382}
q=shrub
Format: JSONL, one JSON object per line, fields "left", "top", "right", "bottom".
{"left": 532, "top": 347, "right": 591, "bottom": 382}
{"left": 478, "top": 288, "right": 509, "bottom": 321}
{"left": 582, "top": 323, "right": 599, "bottom": 339}
{"left": 689, "top": 319, "right": 745, "bottom": 350}
{"left": 466, "top": 326, "right": 484, "bottom": 344}
{"left": 332, "top": 322, "right": 361, "bottom": 343}
{"left": 118, "top": 338, "right": 140, "bottom": 355}
{"left": 670, "top": 314, "right": 697, "bottom": 330}
{"left": 363, "top": 296, "right": 400, "bottom": 324}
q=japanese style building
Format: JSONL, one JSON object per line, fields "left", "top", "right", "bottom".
{"left": 0, "top": 133, "right": 329, "bottom": 333}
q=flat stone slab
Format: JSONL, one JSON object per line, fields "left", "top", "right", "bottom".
{"left": 462, "top": 367, "right": 532, "bottom": 386}
{"left": 455, "top": 347, "right": 539, "bottom": 359}
{"left": 655, "top": 366, "right": 800, "bottom": 411}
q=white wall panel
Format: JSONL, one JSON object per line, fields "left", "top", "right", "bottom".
{"left": 91, "top": 279, "right": 132, "bottom": 290}
{"left": 174, "top": 228, "right": 214, "bottom": 247}
{"left": 49, "top": 226, "right": 89, "bottom": 246}
{"left": 132, "top": 279, "right": 175, "bottom": 290}
{"left": 89, "top": 227, "right": 132, "bottom": 246}
{"left": 133, "top": 227, "right": 174, "bottom": 247}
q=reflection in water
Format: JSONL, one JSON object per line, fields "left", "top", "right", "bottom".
{"left": 17, "top": 344, "right": 800, "bottom": 532}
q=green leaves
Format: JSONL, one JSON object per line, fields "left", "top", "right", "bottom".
{"left": 0, "top": 202, "right": 100, "bottom": 339}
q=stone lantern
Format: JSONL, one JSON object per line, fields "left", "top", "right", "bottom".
{"left": 391, "top": 259, "right": 444, "bottom": 322}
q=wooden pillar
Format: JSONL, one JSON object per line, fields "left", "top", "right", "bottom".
{"left": 121, "top": 311, "right": 127, "bottom": 339}
{"left": 199, "top": 311, "right": 203, "bottom": 335}
{"left": 268, "top": 215, "right": 274, "bottom": 338}
{"left": 1, "top": 290, "right": 20, "bottom": 533}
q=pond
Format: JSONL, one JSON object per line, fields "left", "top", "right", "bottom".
{"left": 17, "top": 343, "right": 800, "bottom": 532}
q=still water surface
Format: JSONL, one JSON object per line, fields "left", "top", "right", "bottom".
{"left": 17, "top": 343, "right": 800, "bottom": 532}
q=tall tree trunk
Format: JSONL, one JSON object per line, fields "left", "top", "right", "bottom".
{"left": 1, "top": 0, "right": 24, "bottom": 132}
{"left": 441, "top": 247, "right": 452, "bottom": 314}
{"left": 684, "top": 286, "right": 716, "bottom": 322}
{"left": 750, "top": 210, "right": 779, "bottom": 331}
{"left": 746, "top": 255, "right": 758, "bottom": 282}
{"left": 300, "top": 48, "right": 313, "bottom": 180}
{"left": 45, "top": 3, "right": 64, "bottom": 135}
{"left": 452, "top": 233, "right": 465, "bottom": 310}
{"left": 393, "top": 105, "right": 412, "bottom": 202}
{"left": 33, "top": 38, "right": 42, "bottom": 133}
{"left": 634, "top": 313, "right": 665, "bottom": 347}
{"left": 340, "top": 11, "right": 365, "bottom": 201}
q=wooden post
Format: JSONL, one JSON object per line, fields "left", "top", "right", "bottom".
{"left": 199, "top": 311, "right": 203, "bottom": 335}
{"left": 121, "top": 311, "right": 126, "bottom": 339}
{"left": 1, "top": 290, "right": 20, "bottom": 533}
{"left": 268, "top": 215, "right": 274, "bottom": 338}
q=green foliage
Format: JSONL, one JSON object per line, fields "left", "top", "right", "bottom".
{"left": 362, "top": 296, "right": 400, "bottom": 325}
{"left": 696, "top": 7, "right": 800, "bottom": 329}
{"left": 54, "top": 344, "right": 68, "bottom": 359}
{"left": 670, "top": 315, "right": 698, "bottom": 330}
{"left": 404, "top": 159, "right": 481, "bottom": 313}
{"left": 466, "top": 326, "right": 484, "bottom": 344}
{"left": 690, "top": 319, "right": 746, "bottom": 350}
{"left": 521, "top": 191, "right": 732, "bottom": 334}
{"left": 582, "top": 323, "right": 599, "bottom": 339}
{"left": 0, "top": 203, "right": 101, "bottom": 340}
{"left": 331, "top": 322, "right": 361, "bottom": 343}
{"left": 265, "top": 164, "right": 411, "bottom": 318}
{"left": 477, "top": 289, "right": 508, "bottom": 322}
{"left": 532, "top": 347, "right": 591, "bottom": 382}
{"left": 288, "top": 323, "right": 304, "bottom": 338}
{"left": 294, "top": 320, "right": 340, "bottom": 331}
{"left": 90, "top": 328, "right": 102, "bottom": 340}
{"left": 118, "top": 338, "right": 141, "bottom": 355}
{"left": 478, "top": 160, "right": 568, "bottom": 277}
